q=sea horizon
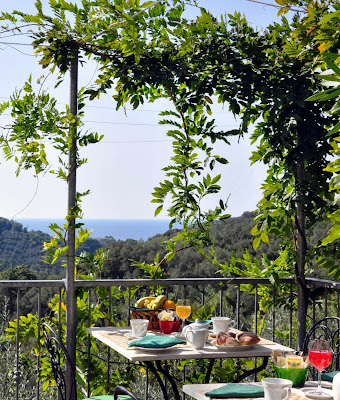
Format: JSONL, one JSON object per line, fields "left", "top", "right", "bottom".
{"left": 15, "top": 218, "right": 181, "bottom": 240}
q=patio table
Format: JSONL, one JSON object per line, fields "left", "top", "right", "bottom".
{"left": 87, "top": 327, "right": 294, "bottom": 400}
{"left": 182, "top": 383, "right": 308, "bottom": 400}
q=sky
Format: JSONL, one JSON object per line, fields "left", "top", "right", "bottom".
{"left": 0, "top": 0, "right": 291, "bottom": 221}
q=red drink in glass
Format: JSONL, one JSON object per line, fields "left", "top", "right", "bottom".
{"left": 309, "top": 349, "right": 332, "bottom": 372}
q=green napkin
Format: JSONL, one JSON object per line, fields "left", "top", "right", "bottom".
{"left": 128, "top": 335, "right": 186, "bottom": 348}
{"left": 321, "top": 371, "right": 339, "bottom": 382}
{"left": 205, "top": 383, "right": 264, "bottom": 398}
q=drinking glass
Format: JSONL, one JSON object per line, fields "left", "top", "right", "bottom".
{"left": 308, "top": 339, "right": 332, "bottom": 395}
{"left": 176, "top": 299, "right": 191, "bottom": 332}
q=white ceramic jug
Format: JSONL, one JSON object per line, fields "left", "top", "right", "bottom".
{"left": 184, "top": 327, "right": 207, "bottom": 349}
{"left": 182, "top": 319, "right": 209, "bottom": 342}
{"left": 333, "top": 372, "right": 340, "bottom": 400}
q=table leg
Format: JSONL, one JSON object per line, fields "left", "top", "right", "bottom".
{"left": 155, "top": 360, "right": 181, "bottom": 400}
{"left": 233, "top": 356, "right": 269, "bottom": 383}
{"left": 144, "top": 361, "right": 170, "bottom": 400}
{"left": 205, "top": 359, "right": 216, "bottom": 383}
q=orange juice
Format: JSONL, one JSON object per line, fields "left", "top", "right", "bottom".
{"left": 176, "top": 305, "right": 191, "bottom": 320}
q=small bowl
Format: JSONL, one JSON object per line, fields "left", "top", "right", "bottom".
{"left": 159, "top": 320, "right": 181, "bottom": 334}
{"left": 274, "top": 366, "right": 308, "bottom": 388}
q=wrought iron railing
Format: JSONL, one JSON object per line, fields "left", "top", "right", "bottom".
{"left": 1, "top": 277, "right": 339, "bottom": 400}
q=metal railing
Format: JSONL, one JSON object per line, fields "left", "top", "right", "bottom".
{"left": 1, "top": 276, "right": 340, "bottom": 400}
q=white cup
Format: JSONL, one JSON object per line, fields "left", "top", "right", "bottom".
{"left": 211, "top": 317, "right": 236, "bottom": 334}
{"left": 130, "top": 319, "right": 149, "bottom": 337}
{"left": 262, "top": 378, "right": 292, "bottom": 400}
{"left": 184, "top": 327, "right": 207, "bottom": 349}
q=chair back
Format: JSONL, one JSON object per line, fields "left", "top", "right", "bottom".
{"left": 302, "top": 316, "right": 340, "bottom": 372}
{"left": 113, "top": 385, "right": 139, "bottom": 400}
{"left": 42, "top": 322, "right": 77, "bottom": 400}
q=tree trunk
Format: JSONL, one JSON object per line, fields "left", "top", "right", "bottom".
{"left": 66, "top": 49, "right": 78, "bottom": 400}
{"left": 296, "top": 130, "right": 308, "bottom": 351}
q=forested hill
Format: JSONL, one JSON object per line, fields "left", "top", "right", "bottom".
{"left": 101, "top": 211, "right": 281, "bottom": 279}
{"left": 0, "top": 218, "right": 104, "bottom": 274}
{"left": 0, "top": 213, "right": 331, "bottom": 279}
{"left": 0, "top": 218, "right": 51, "bottom": 270}
{"left": 99, "top": 211, "right": 331, "bottom": 279}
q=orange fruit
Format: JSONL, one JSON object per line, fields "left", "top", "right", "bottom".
{"left": 162, "top": 300, "right": 176, "bottom": 309}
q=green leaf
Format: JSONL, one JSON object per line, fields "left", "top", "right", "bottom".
{"left": 216, "top": 157, "right": 228, "bottom": 165}
{"left": 322, "top": 224, "right": 340, "bottom": 245}
{"left": 330, "top": 102, "right": 340, "bottom": 116}
{"left": 253, "top": 236, "right": 261, "bottom": 250}
{"left": 306, "top": 88, "right": 340, "bottom": 102}
{"left": 327, "top": 121, "right": 340, "bottom": 136}
{"left": 141, "top": 1, "right": 155, "bottom": 7}
{"left": 154, "top": 205, "right": 163, "bottom": 216}
{"left": 320, "top": 10, "right": 340, "bottom": 24}
{"left": 325, "top": 57, "right": 340, "bottom": 77}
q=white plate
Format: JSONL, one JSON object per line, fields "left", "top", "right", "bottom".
{"left": 305, "top": 382, "right": 333, "bottom": 389}
{"left": 300, "top": 387, "right": 333, "bottom": 400}
{"left": 171, "top": 332, "right": 185, "bottom": 340}
{"left": 124, "top": 332, "right": 155, "bottom": 338}
{"left": 130, "top": 345, "right": 180, "bottom": 352}
{"left": 212, "top": 343, "right": 254, "bottom": 351}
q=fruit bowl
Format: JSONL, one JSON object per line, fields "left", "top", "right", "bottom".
{"left": 129, "top": 307, "right": 159, "bottom": 330}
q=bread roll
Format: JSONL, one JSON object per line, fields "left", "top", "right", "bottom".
{"left": 216, "top": 331, "right": 230, "bottom": 345}
{"left": 224, "top": 336, "right": 240, "bottom": 346}
{"left": 237, "top": 331, "right": 260, "bottom": 345}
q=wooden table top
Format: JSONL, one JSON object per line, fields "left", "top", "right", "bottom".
{"left": 182, "top": 383, "right": 308, "bottom": 400}
{"left": 87, "top": 327, "right": 294, "bottom": 362}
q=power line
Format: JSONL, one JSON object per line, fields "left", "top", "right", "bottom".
{"left": 0, "top": 96, "right": 234, "bottom": 115}
{"left": 0, "top": 41, "right": 33, "bottom": 47}
{"left": 100, "top": 139, "right": 172, "bottom": 144}
{"left": 245, "top": 0, "right": 304, "bottom": 13}
{"left": 83, "top": 119, "right": 238, "bottom": 127}
{"left": 0, "top": 112, "right": 239, "bottom": 128}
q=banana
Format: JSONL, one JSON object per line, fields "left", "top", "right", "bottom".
{"left": 135, "top": 296, "right": 157, "bottom": 308}
{"left": 152, "top": 295, "right": 168, "bottom": 310}
{"left": 147, "top": 300, "right": 155, "bottom": 309}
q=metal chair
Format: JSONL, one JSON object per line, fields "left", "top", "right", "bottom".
{"left": 302, "top": 316, "right": 340, "bottom": 374}
{"left": 42, "top": 323, "right": 139, "bottom": 400}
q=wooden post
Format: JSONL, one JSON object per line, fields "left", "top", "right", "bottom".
{"left": 66, "top": 48, "right": 78, "bottom": 400}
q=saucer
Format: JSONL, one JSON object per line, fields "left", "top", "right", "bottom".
{"left": 124, "top": 332, "right": 139, "bottom": 338}
{"left": 124, "top": 332, "right": 155, "bottom": 339}
{"left": 300, "top": 387, "right": 333, "bottom": 400}
{"left": 171, "top": 332, "right": 185, "bottom": 340}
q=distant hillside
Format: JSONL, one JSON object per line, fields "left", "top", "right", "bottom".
{"left": 99, "top": 212, "right": 262, "bottom": 279}
{"left": 101, "top": 211, "right": 334, "bottom": 279}
{"left": 0, "top": 218, "right": 51, "bottom": 270}
{"left": 0, "top": 218, "right": 102, "bottom": 275}
{"left": 101, "top": 211, "right": 280, "bottom": 279}
{"left": 0, "top": 213, "right": 333, "bottom": 279}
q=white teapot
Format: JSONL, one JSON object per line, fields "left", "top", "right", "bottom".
{"left": 182, "top": 319, "right": 209, "bottom": 349}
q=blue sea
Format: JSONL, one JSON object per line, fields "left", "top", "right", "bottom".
{"left": 16, "top": 219, "right": 181, "bottom": 240}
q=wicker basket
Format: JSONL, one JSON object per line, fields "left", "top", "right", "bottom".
{"left": 129, "top": 306, "right": 159, "bottom": 330}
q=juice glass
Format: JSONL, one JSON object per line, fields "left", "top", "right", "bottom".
{"left": 309, "top": 339, "right": 332, "bottom": 395}
{"left": 176, "top": 299, "right": 191, "bottom": 332}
